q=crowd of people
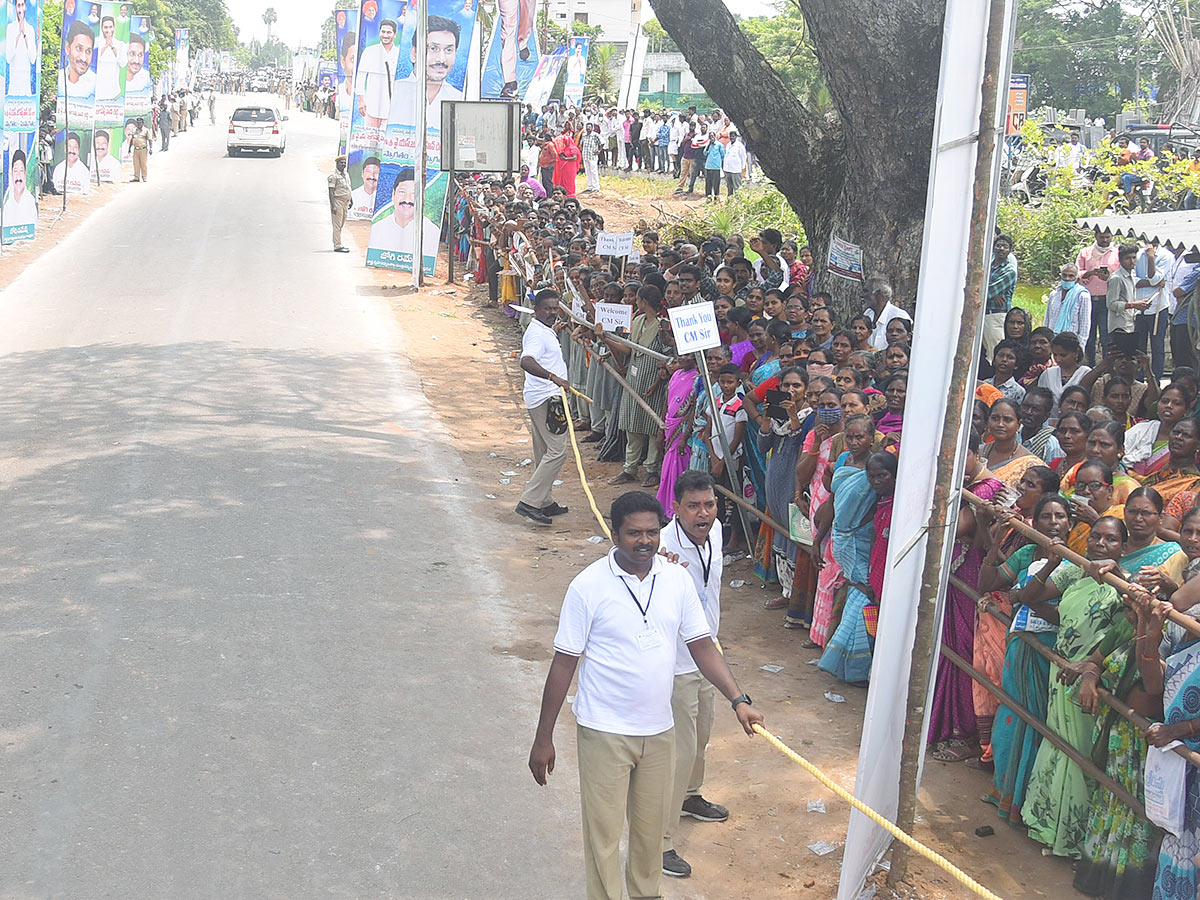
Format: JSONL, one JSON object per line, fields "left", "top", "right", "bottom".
{"left": 458, "top": 154, "right": 1200, "bottom": 898}
{"left": 518, "top": 103, "right": 754, "bottom": 200}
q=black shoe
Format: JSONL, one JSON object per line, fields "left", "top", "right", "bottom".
{"left": 515, "top": 501, "right": 552, "bottom": 526}
{"left": 662, "top": 850, "right": 691, "bottom": 878}
{"left": 334, "top": 247, "right": 350, "bottom": 253}
{"left": 681, "top": 795, "right": 729, "bottom": 822}
{"left": 541, "top": 502, "right": 569, "bottom": 517}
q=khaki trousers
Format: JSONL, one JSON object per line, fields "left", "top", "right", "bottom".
{"left": 663, "top": 670, "right": 716, "bottom": 851}
{"left": 331, "top": 201, "right": 348, "bottom": 249}
{"left": 624, "top": 430, "right": 661, "bottom": 477}
{"left": 519, "top": 398, "right": 567, "bottom": 508}
{"left": 132, "top": 147, "right": 148, "bottom": 181}
{"left": 578, "top": 725, "right": 675, "bottom": 900}
{"left": 677, "top": 157, "right": 692, "bottom": 191}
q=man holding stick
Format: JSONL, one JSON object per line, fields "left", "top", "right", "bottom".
{"left": 529, "top": 490, "right": 762, "bottom": 900}
{"left": 515, "top": 289, "right": 571, "bottom": 527}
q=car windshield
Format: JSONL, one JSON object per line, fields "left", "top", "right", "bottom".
{"left": 232, "top": 108, "right": 274, "bottom": 122}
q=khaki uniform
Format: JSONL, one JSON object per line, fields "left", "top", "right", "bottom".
{"left": 129, "top": 125, "right": 151, "bottom": 181}
{"left": 327, "top": 169, "right": 352, "bottom": 250}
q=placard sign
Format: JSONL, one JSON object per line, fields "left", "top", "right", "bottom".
{"left": 595, "top": 302, "right": 634, "bottom": 333}
{"left": 827, "top": 234, "right": 865, "bottom": 282}
{"left": 596, "top": 231, "right": 636, "bottom": 256}
{"left": 668, "top": 301, "right": 722, "bottom": 353}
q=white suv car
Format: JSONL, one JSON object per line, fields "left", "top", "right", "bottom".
{"left": 227, "top": 106, "right": 287, "bottom": 157}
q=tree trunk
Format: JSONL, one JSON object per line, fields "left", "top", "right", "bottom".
{"left": 650, "top": 0, "right": 945, "bottom": 318}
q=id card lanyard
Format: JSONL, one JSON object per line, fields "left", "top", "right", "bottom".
{"left": 677, "top": 521, "right": 712, "bottom": 587}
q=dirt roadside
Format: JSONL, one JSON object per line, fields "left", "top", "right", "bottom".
{"left": 334, "top": 181, "right": 1084, "bottom": 899}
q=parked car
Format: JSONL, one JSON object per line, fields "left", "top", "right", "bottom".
{"left": 227, "top": 106, "right": 287, "bottom": 157}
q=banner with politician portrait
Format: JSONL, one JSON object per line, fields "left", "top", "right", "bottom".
{"left": 335, "top": 7, "right": 358, "bottom": 155}
{"left": 563, "top": 36, "right": 588, "bottom": 108}
{"left": 5, "top": 0, "right": 41, "bottom": 131}
{"left": 174, "top": 27, "right": 189, "bottom": 87}
{"left": 522, "top": 43, "right": 565, "bottom": 109}
{"left": 123, "top": 15, "right": 152, "bottom": 164}
{"left": 92, "top": 1, "right": 130, "bottom": 182}
{"left": 2, "top": 130, "right": 37, "bottom": 242}
{"left": 366, "top": 0, "right": 478, "bottom": 274}
{"left": 55, "top": 0, "right": 98, "bottom": 194}
{"left": 480, "top": 0, "right": 538, "bottom": 100}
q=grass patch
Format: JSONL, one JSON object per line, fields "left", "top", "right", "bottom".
{"left": 1014, "top": 283, "right": 1048, "bottom": 326}
{"left": 594, "top": 172, "right": 677, "bottom": 199}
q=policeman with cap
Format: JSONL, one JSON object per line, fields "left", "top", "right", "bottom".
{"left": 328, "top": 154, "right": 352, "bottom": 253}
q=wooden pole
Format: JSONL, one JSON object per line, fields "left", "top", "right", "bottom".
{"left": 558, "top": 301, "right": 671, "bottom": 363}
{"left": 962, "top": 489, "right": 1200, "bottom": 640}
{"left": 694, "top": 349, "right": 758, "bottom": 547}
{"left": 938, "top": 644, "right": 1146, "bottom": 817}
{"left": 890, "top": 0, "right": 1010, "bottom": 886}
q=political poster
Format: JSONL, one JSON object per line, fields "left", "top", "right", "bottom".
{"left": 367, "top": 0, "right": 478, "bottom": 274}
{"left": 827, "top": 234, "right": 864, "bottom": 282}
{"left": 522, "top": 44, "right": 565, "bottom": 109}
{"left": 175, "top": 28, "right": 189, "bottom": 88}
{"left": 219, "top": 50, "right": 232, "bottom": 73}
{"left": 92, "top": 1, "right": 130, "bottom": 182}
{"left": 55, "top": 0, "right": 98, "bottom": 195}
{"left": 1007, "top": 73, "right": 1029, "bottom": 135}
{"left": 5, "top": 0, "right": 41, "bottom": 131}
{"left": 317, "top": 59, "right": 337, "bottom": 91}
{"left": 335, "top": 8, "right": 359, "bottom": 155}
{"left": 3, "top": 131, "right": 38, "bottom": 243}
{"left": 480, "top": 0, "right": 538, "bottom": 100}
{"left": 123, "top": 15, "right": 152, "bottom": 165}
{"left": 345, "top": 0, "right": 402, "bottom": 220}
{"left": 563, "top": 36, "right": 588, "bottom": 108}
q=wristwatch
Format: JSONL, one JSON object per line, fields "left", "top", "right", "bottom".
{"left": 731, "top": 693, "right": 752, "bottom": 710}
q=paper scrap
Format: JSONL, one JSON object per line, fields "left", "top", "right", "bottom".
{"left": 553, "top": 479, "right": 564, "bottom": 486}
{"left": 805, "top": 658, "right": 821, "bottom": 666}
{"left": 760, "top": 664, "right": 784, "bottom": 674}
{"left": 807, "top": 799, "right": 826, "bottom": 814}
{"left": 501, "top": 471, "right": 518, "bottom": 477}
{"left": 824, "top": 691, "right": 846, "bottom": 704}
{"left": 498, "top": 478, "right": 511, "bottom": 485}
{"left": 729, "top": 579, "right": 746, "bottom": 588}
{"left": 587, "top": 536, "right": 606, "bottom": 544}
{"left": 807, "top": 840, "right": 837, "bottom": 857}
{"left": 485, "top": 494, "right": 497, "bottom": 499}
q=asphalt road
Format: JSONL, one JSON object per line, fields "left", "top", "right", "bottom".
{"left": 1, "top": 99, "right": 581, "bottom": 899}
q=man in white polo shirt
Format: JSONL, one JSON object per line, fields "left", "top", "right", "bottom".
{"left": 658, "top": 470, "right": 727, "bottom": 879}
{"left": 516, "top": 288, "right": 570, "bottom": 526}
{"left": 862, "top": 275, "right": 911, "bottom": 350}
{"left": 530, "top": 490, "right": 763, "bottom": 900}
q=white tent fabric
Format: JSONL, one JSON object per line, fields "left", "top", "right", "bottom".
{"left": 836, "top": 2, "right": 1015, "bottom": 897}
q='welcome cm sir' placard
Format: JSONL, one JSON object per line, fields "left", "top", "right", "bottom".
{"left": 668, "top": 301, "right": 722, "bottom": 354}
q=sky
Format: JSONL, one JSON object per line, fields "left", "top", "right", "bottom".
{"left": 226, "top": 0, "right": 778, "bottom": 51}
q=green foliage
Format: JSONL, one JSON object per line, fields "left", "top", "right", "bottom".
{"left": 996, "top": 177, "right": 1094, "bottom": 286}
{"left": 1013, "top": 0, "right": 1153, "bottom": 121}
{"left": 587, "top": 42, "right": 617, "bottom": 105}
{"left": 736, "top": 1, "right": 824, "bottom": 106}
{"left": 39, "top": 0, "right": 61, "bottom": 118}
{"left": 665, "top": 183, "right": 806, "bottom": 246}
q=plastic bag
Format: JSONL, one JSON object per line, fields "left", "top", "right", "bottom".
{"left": 1145, "top": 742, "right": 1187, "bottom": 837}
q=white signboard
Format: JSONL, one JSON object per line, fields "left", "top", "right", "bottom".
{"left": 596, "top": 231, "right": 636, "bottom": 256}
{"left": 668, "top": 301, "right": 722, "bottom": 353}
{"left": 595, "top": 302, "right": 634, "bottom": 333}
{"left": 827, "top": 234, "right": 864, "bottom": 282}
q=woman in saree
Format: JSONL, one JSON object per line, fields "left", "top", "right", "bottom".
{"left": 876, "top": 373, "right": 907, "bottom": 440}
{"left": 1127, "top": 382, "right": 1192, "bottom": 478}
{"left": 687, "top": 346, "right": 729, "bottom": 476}
{"left": 798, "top": 384, "right": 846, "bottom": 645}
{"left": 1018, "top": 326, "right": 1056, "bottom": 391}
{"left": 1051, "top": 411, "right": 1091, "bottom": 476}
{"left": 725, "top": 307, "right": 755, "bottom": 368}
{"left": 1061, "top": 421, "right": 1137, "bottom": 501}
{"left": 749, "top": 367, "right": 809, "bottom": 612}
{"left": 819, "top": 441, "right": 893, "bottom": 685}
{"left": 970, "top": 469, "right": 1062, "bottom": 769}
{"left": 984, "top": 495, "right": 1073, "bottom": 821}
{"left": 929, "top": 430, "right": 1006, "bottom": 761}
{"left": 742, "top": 320, "right": 791, "bottom": 583}
{"left": 784, "top": 376, "right": 834, "bottom": 632}
{"left": 1143, "top": 508, "right": 1200, "bottom": 900}
{"left": 1067, "top": 460, "right": 1126, "bottom": 555}
{"left": 1141, "top": 416, "right": 1200, "bottom": 511}
{"left": 1018, "top": 516, "right": 1129, "bottom": 858}
{"left": 656, "top": 354, "right": 698, "bottom": 512}
{"left": 982, "top": 398, "right": 1042, "bottom": 488}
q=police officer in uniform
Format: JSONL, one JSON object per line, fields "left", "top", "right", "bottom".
{"left": 328, "top": 154, "right": 352, "bottom": 253}
{"left": 130, "top": 117, "right": 151, "bottom": 182}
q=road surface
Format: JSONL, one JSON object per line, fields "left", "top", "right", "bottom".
{"left": 1, "top": 99, "right": 582, "bottom": 899}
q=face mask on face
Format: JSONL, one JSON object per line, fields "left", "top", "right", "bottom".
{"left": 1061, "top": 280, "right": 1075, "bottom": 292}
{"left": 807, "top": 363, "right": 834, "bottom": 378}
{"left": 816, "top": 407, "right": 843, "bottom": 425}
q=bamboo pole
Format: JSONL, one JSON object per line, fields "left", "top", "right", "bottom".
{"left": 557, "top": 301, "right": 671, "bottom": 364}
{"left": 962, "top": 489, "right": 1200, "bottom": 640}
{"left": 938, "top": 644, "right": 1147, "bottom": 818}
{"left": 950, "top": 573, "right": 1200, "bottom": 770}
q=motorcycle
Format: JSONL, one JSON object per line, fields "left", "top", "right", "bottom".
{"left": 1009, "top": 161, "right": 1047, "bottom": 206}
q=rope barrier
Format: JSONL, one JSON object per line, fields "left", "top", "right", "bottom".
{"left": 751, "top": 724, "right": 1007, "bottom": 900}
{"left": 562, "top": 387, "right": 611, "bottom": 541}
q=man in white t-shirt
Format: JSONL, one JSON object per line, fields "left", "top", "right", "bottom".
{"left": 862, "top": 276, "right": 912, "bottom": 350}
{"left": 367, "top": 168, "right": 442, "bottom": 262}
{"left": 6, "top": 0, "right": 37, "bottom": 98}
{"left": 530, "top": 490, "right": 763, "bottom": 900}
{"left": 354, "top": 18, "right": 399, "bottom": 128}
{"left": 387, "top": 15, "right": 463, "bottom": 129}
{"left": 658, "top": 470, "right": 730, "bottom": 879}
{"left": 515, "top": 289, "right": 569, "bottom": 526}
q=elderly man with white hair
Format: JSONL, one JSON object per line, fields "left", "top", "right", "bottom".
{"left": 862, "top": 276, "right": 912, "bottom": 350}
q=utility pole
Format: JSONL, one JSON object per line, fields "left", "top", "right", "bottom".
{"left": 412, "top": 0, "right": 428, "bottom": 289}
